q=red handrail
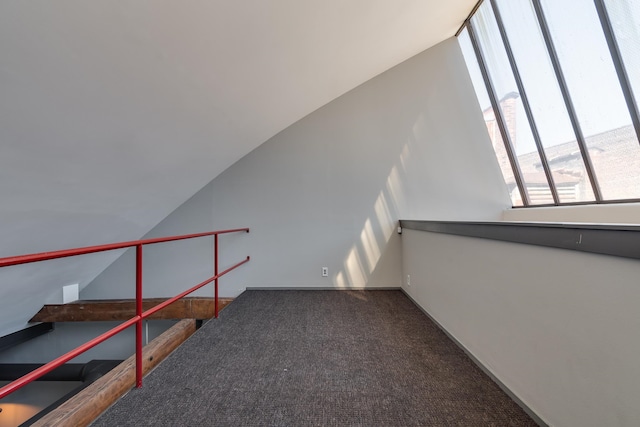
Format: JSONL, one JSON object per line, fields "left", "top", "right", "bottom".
{"left": 0, "top": 228, "right": 249, "bottom": 268}
{"left": 0, "top": 228, "right": 249, "bottom": 400}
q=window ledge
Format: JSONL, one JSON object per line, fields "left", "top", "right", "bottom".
{"left": 399, "top": 219, "right": 640, "bottom": 260}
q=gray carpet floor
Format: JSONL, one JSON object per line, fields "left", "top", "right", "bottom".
{"left": 92, "top": 290, "right": 537, "bottom": 426}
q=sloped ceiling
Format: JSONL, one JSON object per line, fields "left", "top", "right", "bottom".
{"left": 0, "top": 0, "right": 476, "bottom": 335}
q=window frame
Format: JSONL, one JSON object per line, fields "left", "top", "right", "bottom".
{"left": 458, "top": 0, "right": 640, "bottom": 208}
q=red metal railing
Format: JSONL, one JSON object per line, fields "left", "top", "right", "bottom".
{"left": 0, "top": 228, "right": 249, "bottom": 400}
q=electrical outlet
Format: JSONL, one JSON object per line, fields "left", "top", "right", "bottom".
{"left": 407, "top": 274, "right": 411, "bottom": 286}
{"left": 322, "top": 267, "right": 328, "bottom": 277}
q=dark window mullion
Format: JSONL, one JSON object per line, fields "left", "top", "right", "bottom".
{"left": 467, "top": 22, "right": 530, "bottom": 206}
{"left": 456, "top": 0, "right": 487, "bottom": 37}
{"left": 594, "top": 0, "right": 640, "bottom": 149}
{"left": 490, "top": 0, "right": 560, "bottom": 205}
{"left": 531, "top": 0, "right": 603, "bottom": 202}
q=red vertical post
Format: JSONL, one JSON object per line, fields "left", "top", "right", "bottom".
{"left": 214, "top": 234, "right": 219, "bottom": 318}
{"left": 135, "top": 244, "right": 143, "bottom": 388}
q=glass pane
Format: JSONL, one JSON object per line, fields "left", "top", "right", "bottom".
{"left": 605, "top": 0, "right": 640, "bottom": 96}
{"left": 541, "top": 0, "right": 640, "bottom": 200}
{"left": 459, "top": 28, "right": 523, "bottom": 206}
{"left": 495, "top": 0, "right": 595, "bottom": 203}
{"left": 602, "top": 0, "right": 640, "bottom": 201}
{"left": 472, "top": 3, "right": 554, "bottom": 205}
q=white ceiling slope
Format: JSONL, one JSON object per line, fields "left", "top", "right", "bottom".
{"left": 0, "top": 0, "right": 475, "bottom": 335}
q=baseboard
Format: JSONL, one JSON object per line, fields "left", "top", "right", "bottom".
{"left": 400, "top": 288, "right": 549, "bottom": 427}
{"left": 245, "top": 286, "right": 402, "bottom": 291}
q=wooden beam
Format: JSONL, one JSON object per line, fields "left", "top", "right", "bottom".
{"left": 29, "top": 297, "right": 234, "bottom": 323}
{"left": 31, "top": 319, "right": 197, "bottom": 427}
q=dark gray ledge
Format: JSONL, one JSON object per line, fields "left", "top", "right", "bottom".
{"left": 399, "top": 220, "right": 640, "bottom": 260}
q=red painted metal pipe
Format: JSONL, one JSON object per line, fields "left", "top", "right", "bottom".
{"left": 141, "top": 256, "right": 250, "bottom": 319}
{"left": 135, "top": 244, "right": 143, "bottom": 388}
{"left": 0, "top": 256, "right": 250, "bottom": 400}
{"left": 0, "top": 228, "right": 250, "bottom": 268}
{"left": 0, "top": 228, "right": 250, "bottom": 401}
{"left": 214, "top": 234, "right": 219, "bottom": 319}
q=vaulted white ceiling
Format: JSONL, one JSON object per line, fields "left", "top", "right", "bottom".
{"left": 0, "top": 0, "right": 476, "bottom": 335}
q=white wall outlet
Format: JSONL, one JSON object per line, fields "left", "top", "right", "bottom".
{"left": 407, "top": 274, "right": 411, "bottom": 287}
{"left": 322, "top": 267, "right": 328, "bottom": 277}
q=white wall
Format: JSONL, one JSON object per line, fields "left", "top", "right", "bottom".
{"left": 402, "top": 229, "right": 640, "bottom": 427}
{"left": 82, "top": 37, "right": 510, "bottom": 299}
{"left": 0, "top": 0, "right": 477, "bottom": 338}
{"left": 81, "top": 181, "right": 219, "bottom": 299}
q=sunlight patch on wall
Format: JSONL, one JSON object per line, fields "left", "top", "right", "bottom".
{"left": 334, "top": 143, "right": 410, "bottom": 287}
{"left": 344, "top": 247, "right": 366, "bottom": 287}
{"left": 399, "top": 143, "right": 411, "bottom": 173}
{"left": 335, "top": 271, "right": 347, "bottom": 288}
{"left": 360, "top": 219, "right": 381, "bottom": 273}
{"left": 384, "top": 164, "right": 406, "bottom": 220}
{"left": 374, "top": 189, "right": 394, "bottom": 242}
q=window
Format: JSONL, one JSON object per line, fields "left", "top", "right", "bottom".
{"left": 459, "top": 0, "right": 640, "bottom": 206}
{"left": 459, "top": 28, "right": 525, "bottom": 206}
